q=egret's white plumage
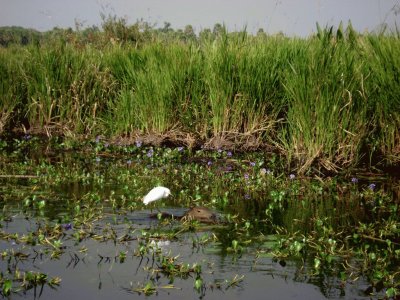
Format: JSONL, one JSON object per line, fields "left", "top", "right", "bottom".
{"left": 143, "top": 186, "right": 171, "bottom": 205}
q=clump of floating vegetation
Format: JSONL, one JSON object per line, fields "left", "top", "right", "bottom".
{"left": 0, "top": 136, "right": 399, "bottom": 298}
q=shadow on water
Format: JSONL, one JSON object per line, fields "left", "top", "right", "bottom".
{"left": 0, "top": 141, "right": 399, "bottom": 299}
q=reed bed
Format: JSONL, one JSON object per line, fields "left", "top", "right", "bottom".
{"left": 0, "top": 24, "right": 399, "bottom": 172}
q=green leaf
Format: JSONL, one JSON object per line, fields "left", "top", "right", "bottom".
{"left": 2, "top": 279, "right": 12, "bottom": 296}
{"left": 314, "top": 258, "right": 321, "bottom": 269}
{"left": 368, "top": 252, "right": 376, "bottom": 261}
{"left": 194, "top": 277, "right": 203, "bottom": 291}
{"left": 385, "top": 287, "right": 397, "bottom": 298}
{"left": 232, "top": 240, "right": 238, "bottom": 250}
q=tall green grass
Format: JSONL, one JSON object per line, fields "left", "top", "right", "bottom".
{"left": 0, "top": 47, "right": 20, "bottom": 132}
{"left": 7, "top": 42, "right": 116, "bottom": 135}
{"left": 363, "top": 35, "right": 400, "bottom": 163}
{"left": 281, "top": 31, "right": 369, "bottom": 171}
{"left": 107, "top": 43, "right": 201, "bottom": 135}
{"left": 202, "top": 31, "right": 285, "bottom": 147}
{"left": 0, "top": 25, "right": 399, "bottom": 171}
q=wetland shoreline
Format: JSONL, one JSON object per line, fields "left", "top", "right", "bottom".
{"left": 1, "top": 21, "right": 399, "bottom": 174}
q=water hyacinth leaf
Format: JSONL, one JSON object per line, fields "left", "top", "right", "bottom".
{"left": 232, "top": 240, "right": 238, "bottom": 250}
{"left": 256, "top": 251, "right": 275, "bottom": 258}
{"left": 385, "top": 287, "right": 397, "bottom": 298}
{"left": 194, "top": 277, "right": 203, "bottom": 292}
{"left": 314, "top": 258, "right": 321, "bottom": 269}
{"left": 369, "top": 252, "right": 376, "bottom": 261}
{"left": 339, "top": 271, "right": 347, "bottom": 281}
{"left": 262, "top": 240, "right": 278, "bottom": 249}
{"left": 38, "top": 200, "right": 46, "bottom": 208}
{"left": 143, "top": 282, "right": 156, "bottom": 295}
{"left": 325, "top": 255, "right": 333, "bottom": 264}
{"left": 290, "top": 241, "right": 303, "bottom": 254}
{"left": 2, "top": 280, "right": 12, "bottom": 296}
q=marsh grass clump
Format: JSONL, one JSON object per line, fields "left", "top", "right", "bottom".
{"left": 281, "top": 32, "right": 368, "bottom": 172}
{"left": 1, "top": 22, "right": 399, "bottom": 172}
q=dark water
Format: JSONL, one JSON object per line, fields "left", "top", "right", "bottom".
{"left": 0, "top": 209, "right": 373, "bottom": 300}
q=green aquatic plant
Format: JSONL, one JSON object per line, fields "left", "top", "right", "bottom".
{"left": 0, "top": 138, "right": 399, "bottom": 298}
{"left": 0, "top": 263, "right": 61, "bottom": 297}
{"left": 134, "top": 281, "right": 179, "bottom": 296}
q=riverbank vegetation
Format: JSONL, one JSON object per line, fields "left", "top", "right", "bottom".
{"left": 1, "top": 18, "right": 399, "bottom": 174}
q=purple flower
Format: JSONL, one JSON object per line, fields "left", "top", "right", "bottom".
{"left": 23, "top": 134, "right": 31, "bottom": 140}
{"left": 95, "top": 136, "right": 100, "bottom": 143}
{"left": 63, "top": 223, "right": 72, "bottom": 230}
{"left": 368, "top": 183, "right": 376, "bottom": 191}
{"left": 289, "top": 174, "right": 296, "bottom": 180}
{"left": 227, "top": 151, "right": 232, "bottom": 157}
{"left": 135, "top": 140, "right": 142, "bottom": 147}
{"left": 250, "top": 162, "right": 256, "bottom": 167}
{"left": 177, "top": 146, "right": 184, "bottom": 152}
{"left": 244, "top": 194, "right": 251, "bottom": 200}
{"left": 147, "top": 149, "right": 153, "bottom": 157}
{"left": 104, "top": 142, "right": 109, "bottom": 148}
{"left": 207, "top": 160, "right": 212, "bottom": 166}
{"left": 244, "top": 173, "right": 250, "bottom": 180}
{"left": 218, "top": 149, "right": 222, "bottom": 153}
{"left": 127, "top": 159, "right": 132, "bottom": 165}
{"left": 351, "top": 177, "right": 358, "bottom": 183}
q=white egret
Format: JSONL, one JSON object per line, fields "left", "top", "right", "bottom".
{"left": 143, "top": 186, "right": 171, "bottom": 205}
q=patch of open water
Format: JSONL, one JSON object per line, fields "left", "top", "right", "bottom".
{"left": 0, "top": 210, "right": 374, "bottom": 300}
